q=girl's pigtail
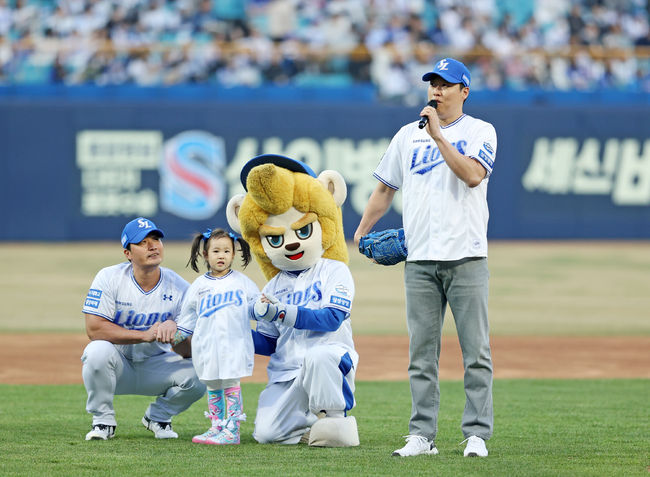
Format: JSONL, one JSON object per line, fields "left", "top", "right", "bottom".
{"left": 186, "top": 233, "right": 205, "bottom": 273}
{"left": 230, "top": 233, "right": 252, "bottom": 269}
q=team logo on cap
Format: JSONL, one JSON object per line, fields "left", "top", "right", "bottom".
{"left": 138, "top": 219, "right": 152, "bottom": 229}
{"left": 437, "top": 59, "right": 449, "bottom": 71}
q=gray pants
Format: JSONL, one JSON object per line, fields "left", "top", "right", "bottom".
{"left": 81, "top": 340, "right": 206, "bottom": 426}
{"left": 404, "top": 258, "right": 493, "bottom": 441}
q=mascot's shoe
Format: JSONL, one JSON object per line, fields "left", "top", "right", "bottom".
{"left": 392, "top": 435, "right": 439, "bottom": 457}
{"left": 142, "top": 416, "right": 178, "bottom": 439}
{"left": 299, "top": 411, "right": 326, "bottom": 444}
{"left": 308, "top": 415, "right": 360, "bottom": 447}
{"left": 85, "top": 424, "right": 115, "bottom": 441}
{"left": 462, "top": 435, "right": 488, "bottom": 457}
{"left": 192, "top": 427, "right": 223, "bottom": 445}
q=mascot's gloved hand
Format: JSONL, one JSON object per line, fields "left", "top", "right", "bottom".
{"left": 253, "top": 294, "right": 284, "bottom": 322}
{"left": 253, "top": 294, "right": 298, "bottom": 327}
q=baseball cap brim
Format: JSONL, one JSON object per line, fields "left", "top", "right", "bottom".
{"left": 240, "top": 154, "right": 317, "bottom": 191}
{"left": 127, "top": 228, "right": 164, "bottom": 246}
{"left": 422, "top": 71, "right": 470, "bottom": 87}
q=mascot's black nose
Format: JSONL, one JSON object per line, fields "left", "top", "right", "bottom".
{"left": 285, "top": 242, "right": 300, "bottom": 251}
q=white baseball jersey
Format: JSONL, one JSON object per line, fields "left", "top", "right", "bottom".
{"left": 176, "top": 270, "right": 260, "bottom": 381}
{"left": 82, "top": 262, "right": 189, "bottom": 362}
{"left": 257, "top": 258, "right": 357, "bottom": 383}
{"left": 374, "top": 115, "right": 497, "bottom": 261}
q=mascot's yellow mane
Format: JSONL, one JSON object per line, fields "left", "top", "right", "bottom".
{"left": 238, "top": 163, "right": 348, "bottom": 280}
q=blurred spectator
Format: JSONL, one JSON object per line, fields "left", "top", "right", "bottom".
{"left": 266, "top": 0, "right": 296, "bottom": 42}
{"left": 374, "top": 51, "right": 410, "bottom": 103}
{"left": 567, "top": 4, "right": 586, "bottom": 39}
{"left": 0, "top": 0, "right": 10, "bottom": 38}
{"left": 428, "top": 16, "right": 449, "bottom": 47}
{"left": 450, "top": 16, "right": 478, "bottom": 52}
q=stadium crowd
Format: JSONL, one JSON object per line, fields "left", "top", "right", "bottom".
{"left": 1, "top": 0, "right": 649, "bottom": 103}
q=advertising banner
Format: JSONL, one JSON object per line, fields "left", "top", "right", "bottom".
{"left": 1, "top": 100, "right": 648, "bottom": 240}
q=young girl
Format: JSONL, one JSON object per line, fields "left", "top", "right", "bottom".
{"left": 171, "top": 228, "right": 259, "bottom": 445}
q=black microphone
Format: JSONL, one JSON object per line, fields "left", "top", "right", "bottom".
{"left": 418, "top": 100, "right": 438, "bottom": 129}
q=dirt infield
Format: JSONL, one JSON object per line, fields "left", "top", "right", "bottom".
{"left": 0, "top": 334, "right": 648, "bottom": 385}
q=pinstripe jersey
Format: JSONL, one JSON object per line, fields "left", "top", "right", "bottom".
{"left": 82, "top": 262, "right": 189, "bottom": 361}
{"left": 176, "top": 270, "right": 260, "bottom": 381}
{"left": 374, "top": 114, "right": 497, "bottom": 261}
{"left": 256, "top": 258, "right": 357, "bottom": 383}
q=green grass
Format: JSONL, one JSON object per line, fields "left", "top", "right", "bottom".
{"left": 1, "top": 241, "right": 650, "bottom": 335}
{"left": 1, "top": 241, "right": 648, "bottom": 475}
{"left": 1, "top": 380, "right": 648, "bottom": 476}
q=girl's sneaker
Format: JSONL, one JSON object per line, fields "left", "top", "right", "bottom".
{"left": 211, "top": 424, "right": 240, "bottom": 445}
{"left": 191, "top": 427, "right": 222, "bottom": 445}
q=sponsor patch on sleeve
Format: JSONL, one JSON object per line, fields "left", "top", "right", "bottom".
{"left": 477, "top": 149, "right": 494, "bottom": 168}
{"left": 330, "top": 296, "right": 351, "bottom": 309}
{"left": 85, "top": 289, "right": 102, "bottom": 308}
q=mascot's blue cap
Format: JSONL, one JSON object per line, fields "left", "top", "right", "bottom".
{"left": 240, "top": 154, "right": 317, "bottom": 191}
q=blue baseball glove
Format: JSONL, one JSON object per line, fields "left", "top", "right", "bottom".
{"left": 358, "top": 228, "right": 407, "bottom": 266}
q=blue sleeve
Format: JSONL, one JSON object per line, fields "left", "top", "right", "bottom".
{"left": 252, "top": 330, "right": 277, "bottom": 356}
{"left": 294, "top": 307, "right": 347, "bottom": 332}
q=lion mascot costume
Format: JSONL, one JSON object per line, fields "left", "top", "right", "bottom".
{"left": 226, "top": 154, "right": 359, "bottom": 447}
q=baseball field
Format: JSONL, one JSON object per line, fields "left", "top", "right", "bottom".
{"left": 1, "top": 241, "right": 648, "bottom": 476}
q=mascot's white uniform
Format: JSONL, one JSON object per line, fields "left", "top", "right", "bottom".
{"left": 227, "top": 154, "right": 360, "bottom": 447}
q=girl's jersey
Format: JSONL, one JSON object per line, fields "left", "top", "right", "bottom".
{"left": 82, "top": 262, "right": 189, "bottom": 362}
{"left": 176, "top": 269, "right": 260, "bottom": 380}
{"left": 257, "top": 258, "right": 358, "bottom": 383}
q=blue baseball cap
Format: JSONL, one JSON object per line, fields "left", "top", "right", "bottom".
{"left": 121, "top": 217, "right": 164, "bottom": 248}
{"left": 422, "top": 58, "right": 471, "bottom": 87}
{"left": 240, "top": 154, "right": 317, "bottom": 191}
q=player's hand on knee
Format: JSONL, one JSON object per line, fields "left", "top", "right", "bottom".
{"left": 254, "top": 294, "right": 286, "bottom": 322}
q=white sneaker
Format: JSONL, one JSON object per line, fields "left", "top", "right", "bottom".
{"left": 392, "top": 435, "right": 439, "bottom": 457}
{"left": 463, "top": 435, "right": 488, "bottom": 457}
{"left": 85, "top": 424, "right": 115, "bottom": 441}
{"left": 142, "top": 416, "right": 178, "bottom": 439}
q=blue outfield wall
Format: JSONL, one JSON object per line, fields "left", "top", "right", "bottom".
{"left": 1, "top": 96, "right": 649, "bottom": 241}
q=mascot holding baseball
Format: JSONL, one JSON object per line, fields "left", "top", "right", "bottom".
{"left": 227, "top": 154, "right": 359, "bottom": 447}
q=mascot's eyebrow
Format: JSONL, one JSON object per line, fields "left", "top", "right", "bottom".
{"left": 259, "top": 224, "right": 285, "bottom": 236}
{"left": 291, "top": 212, "right": 317, "bottom": 230}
